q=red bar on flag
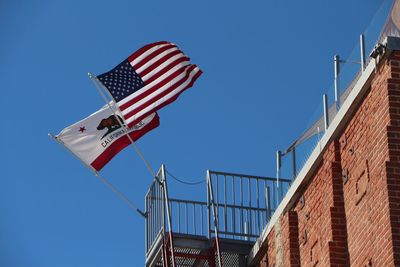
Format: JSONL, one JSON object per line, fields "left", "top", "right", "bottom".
{"left": 56, "top": 103, "right": 159, "bottom": 172}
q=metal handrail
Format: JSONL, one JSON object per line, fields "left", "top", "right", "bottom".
{"left": 145, "top": 167, "right": 291, "bottom": 255}
{"left": 208, "top": 170, "right": 292, "bottom": 183}
{"left": 207, "top": 170, "right": 291, "bottom": 241}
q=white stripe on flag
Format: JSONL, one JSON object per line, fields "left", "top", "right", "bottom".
{"left": 135, "top": 47, "right": 180, "bottom": 74}
{"left": 120, "top": 64, "right": 193, "bottom": 115}
{"left": 118, "top": 60, "right": 190, "bottom": 107}
{"left": 141, "top": 53, "right": 187, "bottom": 81}
{"left": 124, "top": 67, "right": 200, "bottom": 125}
{"left": 129, "top": 43, "right": 172, "bottom": 67}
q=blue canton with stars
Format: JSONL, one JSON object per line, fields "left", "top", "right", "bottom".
{"left": 97, "top": 60, "right": 144, "bottom": 102}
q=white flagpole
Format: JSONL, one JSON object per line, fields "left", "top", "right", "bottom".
{"left": 48, "top": 133, "right": 146, "bottom": 217}
{"left": 87, "top": 73, "right": 157, "bottom": 179}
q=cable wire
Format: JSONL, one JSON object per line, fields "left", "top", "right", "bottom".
{"left": 166, "top": 169, "right": 205, "bottom": 185}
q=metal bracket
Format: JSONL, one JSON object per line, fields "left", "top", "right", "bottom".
{"left": 137, "top": 209, "right": 148, "bottom": 218}
{"left": 369, "top": 43, "right": 386, "bottom": 59}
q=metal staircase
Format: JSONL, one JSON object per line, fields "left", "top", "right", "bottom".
{"left": 145, "top": 165, "right": 291, "bottom": 267}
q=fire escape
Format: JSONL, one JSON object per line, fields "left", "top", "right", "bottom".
{"left": 144, "top": 165, "right": 291, "bottom": 267}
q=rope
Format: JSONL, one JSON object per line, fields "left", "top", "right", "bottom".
{"left": 166, "top": 169, "right": 205, "bottom": 185}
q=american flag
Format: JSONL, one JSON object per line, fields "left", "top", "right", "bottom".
{"left": 97, "top": 41, "right": 202, "bottom": 128}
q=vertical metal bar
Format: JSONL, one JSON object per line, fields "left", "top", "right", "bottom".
{"left": 151, "top": 185, "right": 154, "bottom": 247}
{"left": 162, "top": 175, "right": 165, "bottom": 236}
{"left": 192, "top": 203, "right": 196, "bottom": 235}
{"left": 224, "top": 175, "right": 227, "bottom": 236}
{"left": 248, "top": 177, "right": 252, "bottom": 236}
{"left": 216, "top": 174, "right": 219, "bottom": 223}
{"left": 244, "top": 219, "right": 249, "bottom": 241}
{"left": 334, "top": 54, "right": 340, "bottom": 109}
{"left": 207, "top": 172, "right": 223, "bottom": 267}
{"left": 323, "top": 94, "right": 329, "bottom": 131}
{"left": 240, "top": 176, "right": 243, "bottom": 238}
{"left": 207, "top": 171, "right": 211, "bottom": 239}
{"left": 158, "top": 182, "right": 161, "bottom": 235}
{"left": 276, "top": 150, "right": 282, "bottom": 203}
{"left": 169, "top": 201, "right": 173, "bottom": 233}
{"left": 292, "top": 147, "right": 297, "bottom": 179}
{"left": 272, "top": 180, "right": 276, "bottom": 211}
{"left": 265, "top": 187, "right": 271, "bottom": 220}
{"left": 154, "top": 184, "right": 157, "bottom": 244}
{"left": 156, "top": 183, "right": 158, "bottom": 242}
{"left": 158, "top": 182, "right": 161, "bottom": 236}
{"left": 152, "top": 186, "right": 159, "bottom": 241}
{"left": 177, "top": 203, "right": 181, "bottom": 233}
{"left": 186, "top": 202, "right": 189, "bottom": 235}
{"left": 161, "top": 165, "right": 176, "bottom": 267}
{"left": 263, "top": 180, "right": 266, "bottom": 224}
{"left": 148, "top": 192, "right": 150, "bottom": 251}
{"left": 256, "top": 179, "right": 260, "bottom": 235}
{"left": 360, "top": 34, "right": 366, "bottom": 72}
{"left": 232, "top": 175, "right": 236, "bottom": 237}
{"left": 145, "top": 193, "right": 148, "bottom": 251}
{"left": 200, "top": 204, "right": 204, "bottom": 236}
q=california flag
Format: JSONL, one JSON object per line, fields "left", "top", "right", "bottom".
{"left": 55, "top": 102, "right": 159, "bottom": 171}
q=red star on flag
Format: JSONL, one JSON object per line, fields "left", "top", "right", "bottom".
{"left": 79, "top": 126, "right": 86, "bottom": 133}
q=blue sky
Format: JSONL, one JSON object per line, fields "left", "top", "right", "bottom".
{"left": 0, "top": 0, "right": 388, "bottom": 266}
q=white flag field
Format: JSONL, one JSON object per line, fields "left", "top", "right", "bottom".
{"left": 55, "top": 102, "right": 159, "bottom": 172}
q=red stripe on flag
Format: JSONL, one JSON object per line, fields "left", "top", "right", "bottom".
{"left": 127, "top": 41, "right": 170, "bottom": 63}
{"left": 120, "top": 63, "right": 191, "bottom": 112}
{"left": 138, "top": 50, "right": 183, "bottom": 78}
{"left": 90, "top": 114, "right": 160, "bottom": 171}
{"left": 142, "top": 56, "right": 190, "bottom": 85}
{"left": 123, "top": 65, "right": 197, "bottom": 120}
{"left": 132, "top": 44, "right": 177, "bottom": 70}
{"left": 126, "top": 69, "right": 202, "bottom": 129}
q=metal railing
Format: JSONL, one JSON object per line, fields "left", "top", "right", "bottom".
{"left": 276, "top": 0, "right": 396, "bottom": 204}
{"left": 145, "top": 166, "right": 292, "bottom": 256}
{"left": 145, "top": 169, "right": 164, "bottom": 254}
{"left": 168, "top": 198, "right": 208, "bottom": 237}
{"left": 207, "top": 170, "right": 291, "bottom": 241}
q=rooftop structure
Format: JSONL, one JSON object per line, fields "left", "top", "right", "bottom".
{"left": 144, "top": 1, "right": 400, "bottom": 266}
{"left": 145, "top": 165, "right": 291, "bottom": 266}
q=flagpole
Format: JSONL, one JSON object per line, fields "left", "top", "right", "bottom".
{"left": 48, "top": 133, "right": 147, "bottom": 218}
{"left": 87, "top": 72, "right": 157, "bottom": 180}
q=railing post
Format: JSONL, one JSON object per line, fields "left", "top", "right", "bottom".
{"left": 207, "top": 171, "right": 223, "bottom": 267}
{"left": 334, "top": 54, "right": 340, "bottom": 109}
{"left": 323, "top": 94, "right": 329, "bottom": 131}
{"left": 145, "top": 193, "right": 148, "bottom": 252}
{"left": 244, "top": 220, "right": 249, "bottom": 241}
{"left": 161, "top": 164, "right": 176, "bottom": 267}
{"left": 276, "top": 150, "right": 282, "bottom": 203}
{"left": 292, "top": 147, "right": 297, "bottom": 180}
{"left": 265, "top": 187, "right": 271, "bottom": 220}
{"left": 360, "top": 34, "right": 366, "bottom": 71}
{"left": 207, "top": 170, "right": 211, "bottom": 239}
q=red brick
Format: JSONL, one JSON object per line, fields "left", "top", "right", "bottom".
{"left": 254, "top": 49, "right": 400, "bottom": 266}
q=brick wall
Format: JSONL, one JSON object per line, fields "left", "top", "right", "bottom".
{"left": 254, "top": 51, "right": 400, "bottom": 267}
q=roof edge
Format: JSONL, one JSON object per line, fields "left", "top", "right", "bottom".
{"left": 247, "top": 36, "right": 400, "bottom": 266}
